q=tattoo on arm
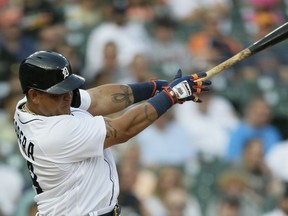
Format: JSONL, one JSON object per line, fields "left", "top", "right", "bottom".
{"left": 111, "top": 86, "right": 133, "bottom": 107}
{"left": 144, "top": 104, "right": 155, "bottom": 123}
{"left": 104, "top": 118, "right": 117, "bottom": 138}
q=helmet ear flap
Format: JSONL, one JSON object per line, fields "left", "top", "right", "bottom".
{"left": 71, "top": 88, "right": 81, "bottom": 108}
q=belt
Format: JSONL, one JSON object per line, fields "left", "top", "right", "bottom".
{"left": 99, "top": 204, "right": 121, "bottom": 216}
{"left": 37, "top": 204, "right": 121, "bottom": 216}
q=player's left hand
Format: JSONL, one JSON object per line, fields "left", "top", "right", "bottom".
{"left": 164, "top": 69, "right": 211, "bottom": 104}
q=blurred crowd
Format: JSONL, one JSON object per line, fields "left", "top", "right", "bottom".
{"left": 1, "top": 0, "right": 288, "bottom": 216}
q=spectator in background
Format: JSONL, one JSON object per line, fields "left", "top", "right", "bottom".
{"left": 165, "top": 0, "right": 232, "bottom": 24}
{"left": 266, "top": 140, "right": 288, "bottom": 182}
{"left": 134, "top": 108, "right": 197, "bottom": 169}
{"left": 152, "top": 0, "right": 173, "bottom": 19}
{"left": 228, "top": 138, "right": 283, "bottom": 212}
{"left": 240, "top": 139, "right": 281, "bottom": 196}
{"left": 116, "top": 142, "right": 159, "bottom": 203}
{"left": 238, "top": 0, "right": 284, "bottom": 38}
{"left": 174, "top": 90, "right": 239, "bottom": 160}
{"left": 0, "top": 4, "right": 61, "bottom": 105}
{"left": 148, "top": 15, "right": 193, "bottom": 79}
{"left": 83, "top": 0, "right": 151, "bottom": 81}
{"left": 227, "top": 65, "right": 263, "bottom": 111}
{"left": 36, "top": 24, "right": 67, "bottom": 52}
{"left": 0, "top": 91, "right": 24, "bottom": 169}
{"left": 242, "top": 4, "right": 288, "bottom": 85}
{"left": 123, "top": 53, "right": 156, "bottom": 83}
{"left": 85, "top": 41, "right": 127, "bottom": 88}
{"left": 21, "top": 0, "right": 64, "bottom": 39}
{"left": 117, "top": 159, "right": 149, "bottom": 216}
{"left": 262, "top": 183, "right": 288, "bottom": 216}
{"left": 162, "top": 187, "right": 199, "bottom": 216}
{"left": 142, "top": 166, "right": 202, "bottom": 216}
{"left": 0, "top": 164, "right": 24, "bottom": 216}
{"left": 225, "top": 95, "right": 282, "bottom": 162}
{"left": 162, "top": 0, "right": 201, "bottom": 23}
{"left": 0, "top": 69, "right": 31, "bottom": 185}
{"left": 235, "top": 0, "right": 288, "bottom": 74}
{"left": 27, "top": 203, "right": 37, "bottom": 216}
{"left": 211, "top": 0, "right": 288, "bottom": 124}
{"left": 126, "top": 0, "right": 155, "bottom": 24}
{"left": 187, "top": 11, "right": 243, "bottom": 77}
{"left": 206, "top": 169, "right": 262, "bottom": 216}
{"left": 63, "top": 0, "right": 102, "bottom": 34}
{"left": 0, "top": 62, "right": 17, "bottom": 108}
{"left": 6, "top": 63, "right": 22, "bottom": 95}
{"left": 54, "top": 42, "right": 83, "bottom": 76}
{"left": 63, "top": 0, "right": 103, "bottom": 58}
{"left": 14, "top": 188, "right": 37, "bottom": 216}
{"left": 0, "top": 0, "right": 7, "bottom": 8}
{"left": 0, "top": 7, "right": 36, "bottom": 62}
{"left": 118, "top": 53, "right": 158, "bottom": 85}
{"left": 216, "top": 195, "right": 241, "bottom": 216}
{"left": 0, "top": 7, "right": 31, "bottom": 102}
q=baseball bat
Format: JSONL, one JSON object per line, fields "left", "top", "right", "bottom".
{"left": 199, "top": 21, "right": 288, "bottom": 80}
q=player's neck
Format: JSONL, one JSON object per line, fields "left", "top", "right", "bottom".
{"left": 22, "top": 103, "right": 37, "bottom": 115}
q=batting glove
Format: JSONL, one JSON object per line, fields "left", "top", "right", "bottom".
{"left": 150, "top": 79, "right": 168, "bottom": 96}
{"left": 163, "top": 69, "right": 211, "bottom": 104}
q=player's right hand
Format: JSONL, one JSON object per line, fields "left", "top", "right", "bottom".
{"left": 163, "top": 69, "right": 211, "bottom": 104}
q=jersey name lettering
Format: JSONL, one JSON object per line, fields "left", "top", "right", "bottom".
{"left": 14, "top": 119, "right": 35, "bottom": 161}
{"left": 14, "top": 118, "right": 43, "bottom": 194}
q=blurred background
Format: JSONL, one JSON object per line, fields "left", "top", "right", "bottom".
{"left": 1, "top": 0, "right": 288, "bottom": 215}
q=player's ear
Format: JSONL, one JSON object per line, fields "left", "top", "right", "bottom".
{"left": 27, "top": 89, "right": 41, "bottom": 104}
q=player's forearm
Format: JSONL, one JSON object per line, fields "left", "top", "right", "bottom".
{"left": 87, "top": 84, "right": 134, "bottom": 116}
{"left": 104, "top": 91, "right": 173, "bottom": 148}
{"left": 104, "top": 102, "right": 158, "bottom": 148}
{"left": 86, "top": 81, "right": 165, "bottom": 116}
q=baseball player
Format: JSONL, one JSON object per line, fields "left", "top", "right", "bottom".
{"left": 13, "top": 51, "right": 211, "bottom": 216}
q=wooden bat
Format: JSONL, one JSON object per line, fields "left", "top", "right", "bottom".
{"left": 199, "top": 21, "right": 288, "bottom": 81}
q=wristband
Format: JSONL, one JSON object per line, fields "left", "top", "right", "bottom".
{"left": 147, "top": 91, "right": 173, "bottom": 117}
{"left": 78, "top": 89, "right": 91, "bottom": 110}
{"left": 128, "top": 82, "right": 155, "bottom": 103}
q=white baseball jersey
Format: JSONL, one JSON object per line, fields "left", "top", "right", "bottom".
{"left": 13, "top": 95, "right": 119, "bottom": 216}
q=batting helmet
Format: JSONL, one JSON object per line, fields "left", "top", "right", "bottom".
{"left": 19, "top": 50, "right": 85, "bottom": 95}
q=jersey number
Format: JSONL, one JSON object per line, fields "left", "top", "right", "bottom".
{"left": 27, "top": 161, "right": 43, "bottom": 194}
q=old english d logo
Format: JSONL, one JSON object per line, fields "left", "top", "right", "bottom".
{"left": 62, "top": 67, "right": 69, "bottom": 79}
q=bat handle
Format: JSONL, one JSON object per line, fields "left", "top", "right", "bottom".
{"left": 197, "top": 48, "right": 252, "bottom": 81}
